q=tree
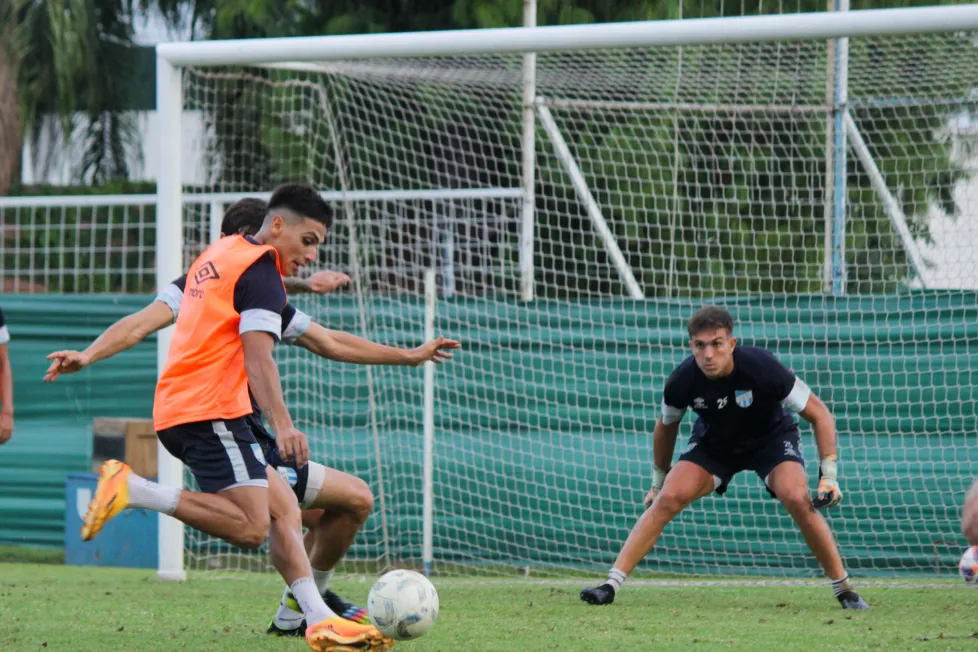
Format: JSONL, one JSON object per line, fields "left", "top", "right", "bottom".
{"left": 0, "top": 0, "right": 140, "bottom": 195}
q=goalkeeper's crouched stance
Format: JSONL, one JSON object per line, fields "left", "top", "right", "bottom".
{"left": 581, "top": 306, "right": 868, "bottom": 611}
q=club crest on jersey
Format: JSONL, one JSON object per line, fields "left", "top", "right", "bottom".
{"left": 735, "top": 390, "right": 754, "bottom": 408}
{"left": 194, "top": 261, "right": 221, "bottom": 284}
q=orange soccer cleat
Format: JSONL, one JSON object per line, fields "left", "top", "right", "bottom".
{"left": 80, "top": 459, "right": 131, "bottom": 541}
{"left": 305, "top": 616, "right": 394, "bottom": 650}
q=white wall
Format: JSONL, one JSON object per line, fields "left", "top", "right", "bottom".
{"left": 20, "top": 110, "right": 210, "bottom": 187}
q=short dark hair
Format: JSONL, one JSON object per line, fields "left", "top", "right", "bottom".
{"left": 220, "top": 198, "right": 268, "bottom": 236}
{"left": 267, "top": 183, "right": 333, "bottom": 230}
{"left": 687, "top": 306, "right": 734, "bottom": 338}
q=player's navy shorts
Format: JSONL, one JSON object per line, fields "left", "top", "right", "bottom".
{"left": 157, "top": 417, "right": 268, "bottom": 493}
{"left": 678, "top": 421, "right": 804, "bottom": 498}
{"left": 246, "top": 412, "right": 325, "bottom": 509}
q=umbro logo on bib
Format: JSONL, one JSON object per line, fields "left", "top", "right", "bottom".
{"left": 735, "top": 390, "right": 753, "bottom": 408}
{"left": 194, "top": 261, "right": 221, "bottom": 284}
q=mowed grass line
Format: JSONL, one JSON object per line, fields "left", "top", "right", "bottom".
{"left": 2, "top": 563, "right": 977, "bottom": 651}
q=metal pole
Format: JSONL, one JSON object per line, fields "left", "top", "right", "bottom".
{"left": 831, "top": 0, "right": 850, "bottom": 296}
{"left": 519, "top": 0, "right": 538, "bottom": 302}
{"left": 422, "top": 269, "right": 436, "bottom": 577}
{"left": 844, "top": 113, "right": 929, "bottom": 286}
{"left": 822, "top": 0, "right": 836, "bottom": 293}
{"left": 155, "top": 53, "right": 186, "bottom": 582}
{"left": 666, "top": 0, "right": 685, "bottom": 298}
{"left": 158, "top": 7, "right": 978, "bottom": 66}
{"left": 537, "top": 103, "right": 644, "bottom": 299}
{"left": 209, "top": 200, "right": 223, "bottom": 243}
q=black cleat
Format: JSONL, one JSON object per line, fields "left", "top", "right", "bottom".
{"left": 837, "top": 590, "right": 870, "bottom": 610}
{"left": 580, "top": 583, "right": 616, "bottom": 605}
{"left": 266, "top": 618, "right": 307, "bottom": 637}
{"left": 324, "top": 589, "right": 371, "bottom": 624}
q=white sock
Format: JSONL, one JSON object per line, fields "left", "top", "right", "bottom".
{"left": 830, "top": 573, "right": 852, "bottom": 596}
{"left": 605, "top": 568, "right": 627, "bottom": 595}
{"left": 126, "top": 472, "right": 179, "bottom": 515}
{"left": 290, "top": 577, "right": 336, "bottom": 625}
{"left": 273, "top": 586, "right": 305, "bottom": 629}
{"left": 313, "top": 568, "right": 334, "bottom": 594}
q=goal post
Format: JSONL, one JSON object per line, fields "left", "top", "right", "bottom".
{"left": 155, "top": 6, "right": 978, "bottom": 579}
{"left": 155, "top": 55, "right": 187, "bottom": 583}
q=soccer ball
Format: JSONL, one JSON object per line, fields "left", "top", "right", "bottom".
{"left": 959, "top": 546, "right": 978, "bottom": 584}
{"left": 367, "top": 569, "right": 439, "bottom": 640}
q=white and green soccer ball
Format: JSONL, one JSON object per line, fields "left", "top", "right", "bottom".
{"left": 367, "top": 569, "right": 439, "bottom": 640}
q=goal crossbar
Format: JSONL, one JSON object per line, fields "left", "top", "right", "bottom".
{"left": 156, "top": 6, "right": 978, "bottom": 66}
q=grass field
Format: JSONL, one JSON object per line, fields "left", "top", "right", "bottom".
{"left": 3, "top": 563, "right": 978, "bottom": 651}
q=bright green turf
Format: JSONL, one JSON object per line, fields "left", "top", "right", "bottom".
{"left": 3, "top": 563, "right": 978, "bottom": 651}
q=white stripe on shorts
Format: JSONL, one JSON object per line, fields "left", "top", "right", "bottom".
{"left": 221, "top": 479, "right": 269, "bottom": 491}
{"left": 213, "top": 420, "right": 249, "bottom": 483}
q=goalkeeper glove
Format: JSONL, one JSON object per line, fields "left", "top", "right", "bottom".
{"left": 643, "top": 464, "right": 670, "bottom": 509}
{"left": 813, "top": 455, "right": 842, "bottom": 509}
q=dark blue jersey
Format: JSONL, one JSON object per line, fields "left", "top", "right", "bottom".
{"left": 661, "top": 346, "right": 811, "bottom": 453}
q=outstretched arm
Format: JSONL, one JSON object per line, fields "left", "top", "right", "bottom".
{"left": 43, "top": 300, "right": 173, "bottom": 382}
{"left": 294, "top": 321, "right": 459, "bottom": 367}
{"left": 283, "top": 270, "right": 350, "bottom": 295}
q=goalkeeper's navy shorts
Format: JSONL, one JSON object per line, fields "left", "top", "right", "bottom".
{"left": 678, "top": 424, "right": 804, "bottom": 498}
{"left": 246, "top": 412, "right": 325, "bottom": 509}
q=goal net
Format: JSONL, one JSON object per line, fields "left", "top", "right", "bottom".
{"left": 168, "top": 10, "right": 978, "bottom": 578}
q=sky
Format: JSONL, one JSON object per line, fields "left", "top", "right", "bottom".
{"left": 133, "top": 6, "right": 193, "bottom": 45}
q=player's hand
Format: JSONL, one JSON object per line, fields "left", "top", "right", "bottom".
{"left": 0, "top": 412, "right": 12, "bottom": 445}
{"left": 307, "top": 270, "right": 351, "bottom": 294}
{"left": 276, "top": 426, "right": 310, "bottom": 468}
{"left": 643, "top": 464, "right": 670, "bottom": 509}
{"left": 407, "top": 336, "right": 461, "bottom": 367}
{"left": 43, "top": 350, "right": 91, "bottom": 382}
{"left": 813, "top": 455, "right": 842, "bottom": 509}
{"left": 814, "top": 477, "right": 842, "bottom": 509}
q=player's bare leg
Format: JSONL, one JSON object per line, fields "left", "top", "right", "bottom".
{"left": 766, "top": 461, "right": 868, "bottom": 609}
{"left": 264, "top": 468, "right": 390, "bottom": 649}
{"left": 581, "top": 461, "right": 715, "bottom": 605}
{"left": 82, "top": 459, "right": 270, "bottom": 549}
{"left": 272, "top": 468, "right": 375, "bottom": 631}
{"left": 306, "top": 470, "right": 374, "bottom": 622}
{"left": 304, "top": 469, "right": 374, "bottom": 572}
{"left": 962, "top": 478, "right": 978, "bottom": 545}
{"left": 84, "top": 461, "right": 388, "bottom": 649}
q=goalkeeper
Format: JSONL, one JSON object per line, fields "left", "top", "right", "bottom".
{"left": 582, "top": 306, "right": 868, "bottom": 610}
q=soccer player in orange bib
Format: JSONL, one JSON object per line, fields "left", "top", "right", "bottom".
{"left": 79, "top": 184, "right": 392, "bottom": 650}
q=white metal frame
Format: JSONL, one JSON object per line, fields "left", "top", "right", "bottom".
{"left": 154, "top": 4, "right": 978, "bottom": 580}
{"left": 157, "top": 7, "right": 978, "bottom": 66}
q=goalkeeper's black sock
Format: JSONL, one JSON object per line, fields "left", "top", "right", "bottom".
{"left": 605, "top": 568, "right": 627, "bottom": 595}
{"left": 830, "top": 573, "right": 852, "bottom": 597}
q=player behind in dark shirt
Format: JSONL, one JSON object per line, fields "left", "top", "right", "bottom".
{"left": 581, "top": 306, "right": 868, "bottom": 610}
